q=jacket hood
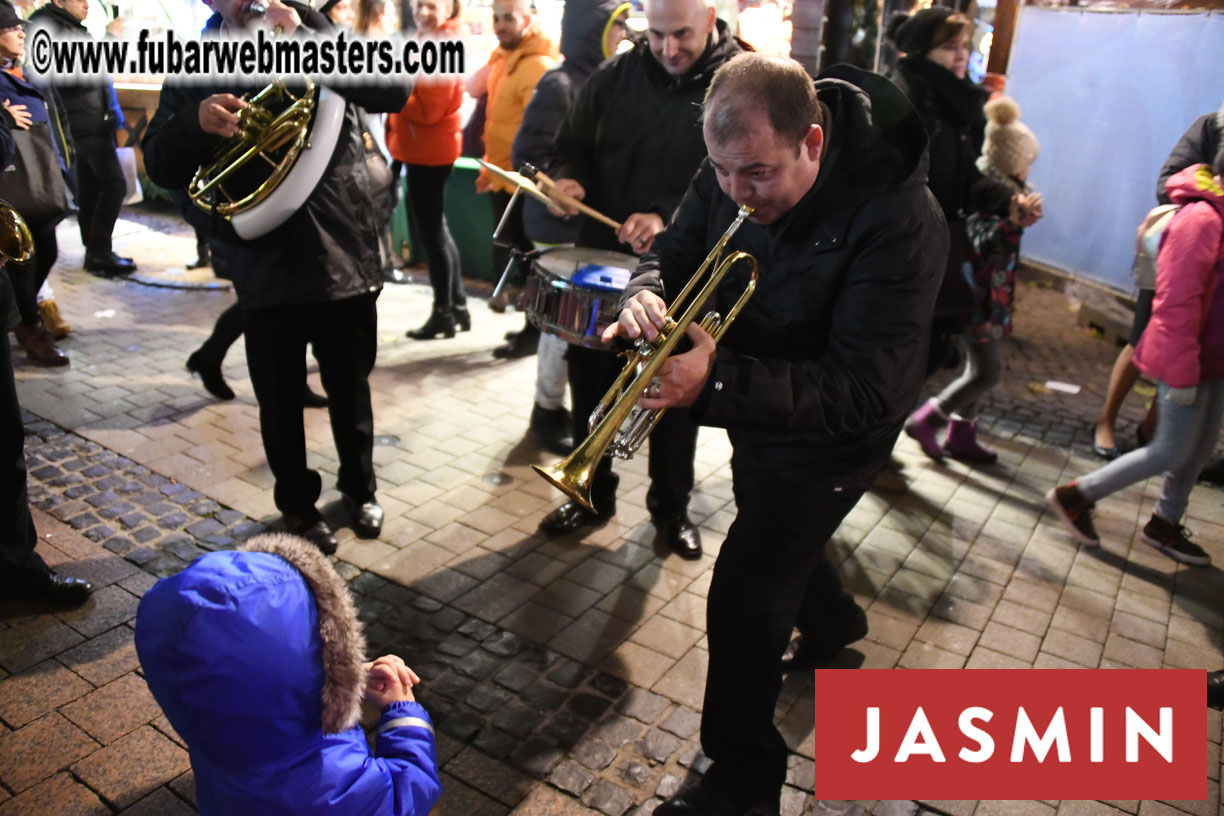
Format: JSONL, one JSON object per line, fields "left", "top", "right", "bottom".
{"left": 560, "top": 0, "right": 626, "bottom": 73}
{"left": 134, "top": 533, "right": 367, "bottom": 771}
{"left": 804, "top": 64, "right": 930, "bottom": 217}
{"left": 1167, "top": 164, "right": 1224, "bottom": 215}
{"left": 28, "top": 3, "right": 85, "bottom": 31}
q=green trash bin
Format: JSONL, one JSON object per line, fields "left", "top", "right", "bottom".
{"left": 391, "top": 157, "right": 496, "bottom": 284}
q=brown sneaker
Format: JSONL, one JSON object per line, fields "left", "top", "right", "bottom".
{"left": 1142, "top": 515, "right": 1210, "bottom": 566}
{"left": 38, "top": 299, "right": 72, "bottom": 339}
{"left": 1046, "top": 483, "right": 1099, "bottom": 546}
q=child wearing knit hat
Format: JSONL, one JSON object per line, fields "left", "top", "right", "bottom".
{"left": 905, "top": 96, "right": 1043, "bottom": 464}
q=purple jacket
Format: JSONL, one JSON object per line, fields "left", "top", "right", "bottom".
{"left": 1134, "top": 165, "right": 1224, "bottom": 388}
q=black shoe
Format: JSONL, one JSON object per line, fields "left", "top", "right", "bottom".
{"left": 186, "top": 351, "right": 235, "bottom": 400}
{"left": 504, "top": 330, "right": 521, "bottom": 342}
{"left": 529, "top": 404, "right": 573, "bottom": 456}
{"left": 284, "top": 513, "right": 338, "bottom": 555}
{"left": 654, "top": 514, "right": 702, "bottom": 560}
{"left": 539, "top": 500, "right": 613, "bottom": 537}
{"left": 186, "top": 242, "right": 211, "bottom": 269}
{"left": 343, "top": 495, "right": 383, "bottom": 539}
{"left": 492, "top": 326, "right": 539, "bottom": 359}
{"left": 780, "top": 604, "right": 869, "bottom": 673}
{"left": 1208, "top": 671, "right": 1224, "bottom": 710}
{"left": 656, "top": 786, "right": 779, "bottom": 816}
{"left": 407, "top": 308, "right": 456, "bottom": 340}
{"left": 84, "top": 251, "right": 136, "bottom": 277}
{"left": 1, "top": 570, "right": 94, "bottom": 607}
{"left": 382, "top": 266, "right": 409, "bottom": 285}
{"left": 303, "top": 383, "right": 328, "bottom": 408}
{"left": 454, "top": 305, "right": 472, "bottom": 332}
{"left": 1199, "top": 457, "right": 1224, "bottom": 486}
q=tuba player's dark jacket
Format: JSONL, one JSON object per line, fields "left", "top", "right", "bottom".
{"left": 142, "top": 3, "right": 409, "bottom": 310}
{"left": 622, "top": 65, "right": 947, "bottom": 488}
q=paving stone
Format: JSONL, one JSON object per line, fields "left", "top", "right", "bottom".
{"left": 660, "top": 708, "right": 701, "bottom": 740}
{"left": 511, "top": 738, "right": 566, "bottom": 779}
{"left": 549, "top": 659, "right": 591, "bottom": 689}
{"left": 0, "top": 713, "right": 99, "bottom": 792}
{"left": 447, "top": 746, "right": 535, "bottom": 806}
{"left": 545, "top": 710, "right": 591, "bottom": 748}
{"left": 71, "top": 726, "right": 191, "bottom": 810}
{"left": 569, "top": 692, "right": 613, "bottom": 722}
{"left": 523, "top": 681, "right": 569, "bottom": 713}
{"left": 550, "top": 759, "right": 596, "bottom": 796}
{"left": 0, "top": 660, "right": 94, "bottom": 728}
{"left": 581, "top": 779, "right": 635, "bottom": 816}
{"left": 433, "top": 774, "right": 510, "bottom": 816}
{"left": 492, "top": 703, "right": 545, "bottom": 740}
{"left": 0, "top": 771, "right": 109, "bottom": 816}
{"left": 0, "top": 616, "right": 85, "bottom": 673}
{"left": 590, "top": 672, "right": 630, "bottom": 699}
{"left": 592, "top": 716, "right": 646, "bottom": 749}
{"left": 655, "top": 773, "right": 683, "bottom": 799}
{"left": 57, "top": 625, "right": 140, "bottom": 687}
{"left": 484, "top": 630, "right": 528, "bottom": 658}
{"left": 616, "top": 688, "right": 671, "bottom": 724}
{"left": 55, "top": 584, "right": 140, "bottom": 638}
{"left": 494, "top": 663, "right": 538, "bottom": 693}
{"left": 639, "top": 728, "right": 683, "bottom": 764}
{"left": 60, "top": 673, "right": 162, "bottom": 744}
{"left": 457, "top": 649, "right": 504, "bottom": 680}
{"left": 116, "top": 786, "right": 196, "bottom": 815}
{"left": 475, "top": 726, "right": 521, "bottom": 760}
{"left": 466, "top": 684, "right": 513, "bottom": 713}
{"left": 437, "top": 709, "right": 484, "bottom": 742}
{"left": 621, "top": 761, "right": 652, "bottom": 789}
{"left": 573, "top": 739, "right": 617, "bottom": 771}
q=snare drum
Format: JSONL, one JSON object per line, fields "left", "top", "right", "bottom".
{"left": 520, "top": 246, "right": 638, "bottom": 349}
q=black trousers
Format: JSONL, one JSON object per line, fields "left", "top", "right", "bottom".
{"left": 243, "top": 293, "right": 378, "bottom": 517}
{"left": 74, "top": 133, "right": 126, "bottom": 257}
{"left": 566, "top": 343, "right": 697, "bottom": 518}
{"left": 700, "top": 451, "right": 865, "bottom": 805}
{"left": 7, "top": 220, "right": 58, "bottom": 326}
{"left": 490, "top": 190, "right": 532, "bottom": 287}
{"left": 0, "top": 325, "right": 43, "bottom": 576}
{"left": 196, "top": 302, "right": 244, "bottom": 364}
{"left": 405, "top": 163, "right": 464, "bottom": 310}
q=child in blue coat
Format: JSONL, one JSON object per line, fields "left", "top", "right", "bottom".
{"left": 135, "top": 533, "right": 441, "bottom": 815}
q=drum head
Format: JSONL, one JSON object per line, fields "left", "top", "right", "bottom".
{"left": 534, "top": 247, "right": 638, "bottom": 281}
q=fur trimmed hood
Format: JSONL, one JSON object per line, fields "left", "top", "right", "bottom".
{"left": 135, "top": 534, "right": 368, "bottom": 773}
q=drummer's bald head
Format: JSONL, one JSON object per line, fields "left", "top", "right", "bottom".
{"left": 703, "top": 53, "right": 822, "bottom": 154}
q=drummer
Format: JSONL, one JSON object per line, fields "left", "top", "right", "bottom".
{"left": 536, "top": 0, "right": 745, "bottom": 558}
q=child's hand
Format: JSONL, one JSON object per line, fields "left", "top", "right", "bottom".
{"left": 362, "top": 654, "right": 421, "bottom": 707}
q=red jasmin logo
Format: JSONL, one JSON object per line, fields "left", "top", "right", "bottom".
{"left": 811, "top": 670, "right": 1206, "bottom": 799}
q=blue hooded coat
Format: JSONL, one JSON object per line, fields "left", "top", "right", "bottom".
{"left": 135, "top": 533, "right": 441, "bottom": 815}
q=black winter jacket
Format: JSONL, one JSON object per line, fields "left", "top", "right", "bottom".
{"left": 550, "top": 21, "right": 745, "bottom": 254}
{"left": 1157, "top": 102, "right": 1224, "bottom": 205}
{"left": 622, "top": 66, "right": 947, "bottom": 485}
{"left": 28, "top": 4, "right": 118, "bottom": 139}
{"left": 141, "top": 4, "right": 408, "bottom": 309}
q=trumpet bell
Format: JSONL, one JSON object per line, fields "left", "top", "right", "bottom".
{"left": 532, "top": 461, "right": 598, "bottom": 514}
{"left": 0, "top": 200, "right": 34, "bottom": 265}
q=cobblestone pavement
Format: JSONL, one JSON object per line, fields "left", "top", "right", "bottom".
{"left": 0, "top": 210, "right": 1221, "bottom": 815}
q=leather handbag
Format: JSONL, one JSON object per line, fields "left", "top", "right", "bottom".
{"left": 0, "top": 123, "right": 74, "bottom": 226}
{"left": 360, "top": 116, "right": 394, "bottom": 228}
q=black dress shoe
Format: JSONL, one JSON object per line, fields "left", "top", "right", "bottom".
{"left": 2, "top": 570, "right": 94, "bottom": 607}
{"left": 186, "top": 351, "right": 235, "bottom": 400}
{"left": 1208, "top": 670, "right": 1224, "bottom": 710}
{"left": 780, "top": 604, "right": 869, "bottom": 673}
{"left": 539, "top": 500, "right": 613, "bottom": 537}
{"left": 303, "top": 383, "right": 328, "bottom": 408}
{"left": 343, "top": 496, "right": 383, "bottom": 539}
{"left": 382, "top": 266, "right": 408, "bottom": 284}
{"left": 1092, "top": 442, "right": 1118, "bottom": 460}
{"left": 655, "top": 786, "right": 779, "bottom": 816}
{"left": 84, "top": 251, "right": 136, "bottom": 277}
{"left": 492, "top": 325, "right": 539, "bottom": 359}
{"left": 284, "top": 514, "right": 338, "bottom": 555}
{"left": 655, "top": 514, "right": 702, "bottom": 560}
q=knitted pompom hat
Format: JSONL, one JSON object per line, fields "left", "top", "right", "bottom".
{"left": 981, "top": 96, "right": 1040, "bottom": 178}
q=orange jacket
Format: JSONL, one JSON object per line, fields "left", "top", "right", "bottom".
{"left": 385, "top": 19, "right": 464, "bottom": 167}
{"left": 479, "top": 25, "right": 558, "bottom": 192}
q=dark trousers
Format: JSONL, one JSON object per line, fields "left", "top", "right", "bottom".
{"left": 490, "top": 190, "right": 532, "bottom": 286}
{"left": 7, "top": 221, "right": 58, "bottom": 326}
{"left": 0, "top": 326, "right": 43, "bottom": 576}
{"left": 74, "top": 133, "right": 126, "bottom": 257}
{"left": 566, "top": 343, "right": 697, "bottom": 518}
{"left": 700, "top": 453, "right": 865, "bottom": 804}
{"left": 196, "top": 302, "right": 244, "bottom": 364}
{"left": 405, "top": 163, "right": 464, "bottom": 310}
{"left": 243, "top": 293, "right": 378, "bottom": 517}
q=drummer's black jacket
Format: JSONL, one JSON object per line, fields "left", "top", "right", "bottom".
{"left": 549, "top": 21, "right": 746, "bottom": 253}
{"left": 621, "top": 65, "right": 947, "bottom": 487}
{"left": 141, "top": 4, "right": 409, "bottom": 310}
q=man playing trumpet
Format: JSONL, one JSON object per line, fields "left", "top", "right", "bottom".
{"left": 606, "top": 54, "right": 946, "bottom": 814}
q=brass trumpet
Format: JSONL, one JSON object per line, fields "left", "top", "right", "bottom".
{"left": 0, "top": 199, "right": 35, "bottom": 266}
{"left": 533, "top": 204, "right": 759, "bottom": 513}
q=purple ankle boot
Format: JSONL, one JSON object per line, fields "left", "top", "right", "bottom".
{"left": 943, "top": 417, "right": 997, "bottom": 464}
{"left": 904, "top": 399, "right": 947, "bottom": 460}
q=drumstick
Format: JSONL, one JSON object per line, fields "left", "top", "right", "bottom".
{"left": 477, "top": 160, "right": 559, "bottom": 210}
{"left": 520, "top": 163, "right": 623, "bottom": 232}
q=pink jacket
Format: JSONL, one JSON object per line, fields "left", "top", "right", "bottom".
{"left": 1134, "top": 165, "right": 1224, "bottom": 388}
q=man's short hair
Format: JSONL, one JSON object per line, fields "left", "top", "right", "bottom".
{"left": 703, "top": 53, "right": 822, "bottom": 150}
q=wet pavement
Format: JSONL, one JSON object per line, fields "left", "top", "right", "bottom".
{"left": 0, "top": 207, "right": 1220, "bottom": 815}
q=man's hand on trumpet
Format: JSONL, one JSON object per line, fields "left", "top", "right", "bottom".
{"left": 244, "top": 0, "right": 301, "bottom": 33}
{"left": 199, "top": 94, "right": 249, "bottom": 138}
{"left": 602, "top": 291, "right": 717, "bottom": 409}
{"left": 617, "top": 213, "right": 664, "bottom": 255}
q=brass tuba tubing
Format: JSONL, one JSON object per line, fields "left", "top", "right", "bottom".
{"left": 0, "top": 199, "right": 35, "bottom": 266}
{"left": 533, "top": 205, "right": 759, "bottom": 514}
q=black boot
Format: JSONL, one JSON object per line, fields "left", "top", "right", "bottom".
{"left": 530, "top": 404, "right": 573, "bottom": 456}
{"left": 407, "top": 307, "right": 456, "bottom": 340}
{"left": 186, "top": 350, "right": 235, "bottom": 400}
{"left": 186, "top": 240, "right": 211, "bottom": 270}
{"left": 493, "top": 323, "right": 539, "bottom": 359}
{"left": 454, "top": 304, "right": 472, "bottom": 332}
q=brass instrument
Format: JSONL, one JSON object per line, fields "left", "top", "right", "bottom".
{"left": 533, "top": 205, "right": 759, "bottom": 513}
{"left": 0, "top": 199, "right": 34, "bottom": 265}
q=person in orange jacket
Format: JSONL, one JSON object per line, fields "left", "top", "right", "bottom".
{"left": 387, "top": 0, "right": 469, "bottom": 339}
{"left": 471, "top": 0, "right": 557, "bottom": 318}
